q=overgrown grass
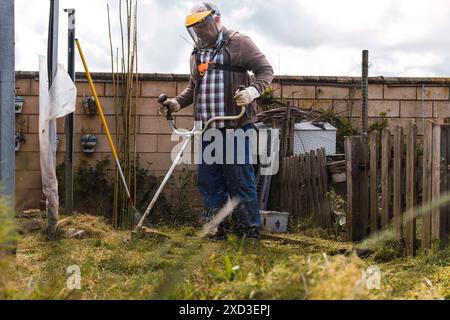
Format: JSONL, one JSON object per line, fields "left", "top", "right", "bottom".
{"left": 0, "top": 196, "right": 18, "bottom": 299}
{"left": 2, "top": 214, "right": 449, "bottom": 300}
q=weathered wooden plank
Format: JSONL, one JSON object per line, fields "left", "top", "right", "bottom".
{"left": 298, "top": 155, "right": 306, "bottom": 218}
{"left": 440, "top": 126, "right": 450, "bottom": 248}
{"left": 381, "top": 128, "right": 391, "bottom": 230}
{"left": 345, "top": 137, "right": 354, "bottom": 241}
{"left": 290, "top": 156, "right": 296, "bottom": 221}
{"left": 302, "top": 155, "right": 309, "bottom": 218}
{"left": 421, "top": 121, "right": 433, "bottom": 249}
{"left": 310, "top": 150, "right": 322, "bottom": 227}
{"left": 431, "top": 122, "right": 442, "bottom": 248}
{"left": 360, "top": 134, "right": 370, "bottom": 237}
{"left": 316, "top": 149, "right": 324, "bottom": 227}
{"left": 295, "top": 156, "right": 302, "bottom": 221}
{"left": 369, "top": 131, "right": 379, "bottom": 234}
{"left": 345, "top": 136, "right": 365, "bottom": 241}
{"left": 318, "top": 148, "right": 332, "bottom": 231}
{"left": 315, "top": 150, "right": 325, "bottom": 228}
{"left": 304, "top": 152, "right": 315, "bottom": 218}
{"left": 405, "top": 122, "right": 417, "bottom": 256}
{"left": 285, "top": 157, "right": 290, "bottom": 211}
{"left": 289, "top": 156, "right": 296, "bottom": 219}
{"left": 276, "top": 161, "right": 283, "bottom": 210}
{"left": 446, "top": 127, "right": 450, "bottom": 241}
{"left": 272, "top": 158, "right": 280, "bottom": 210}
{"left": 280, "top": 157, "right": 287, "bottom": 211}
{"left": 293, "top": 157, "right": 298, "bottom": 218}
{"left": 393, "top": 126, "right": 404, "bottom": 241}
{"left": 287, "top": 156, "right": 293, "bottom": 216}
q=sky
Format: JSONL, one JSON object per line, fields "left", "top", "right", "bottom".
{"left": 14, "top": 0, "right": 450, "bottom": 76}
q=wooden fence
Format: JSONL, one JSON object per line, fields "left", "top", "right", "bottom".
{"left": 272, "top": 147, "right": 332, "bottom": 230}
{"left": 345, "top": 120, "right": 450, "bottom": 255}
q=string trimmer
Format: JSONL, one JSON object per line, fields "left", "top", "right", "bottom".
{"left": 135, "top": 86, "right": 247, "bottom": 231}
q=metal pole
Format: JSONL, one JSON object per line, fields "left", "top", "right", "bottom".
{"left": 48, "top": 0, "right": 59, "bottom": 87}
{"left": 46, "top": 0, "right": 59, "bottom": 234}
{"left": 362, "top": 50, "right": 369, "bottom": 134}
{"left": 64, "top": 8, "right": 75, "bottom": 215}
{"left": 0, "top": 0, "right": 15, "bottom": 202}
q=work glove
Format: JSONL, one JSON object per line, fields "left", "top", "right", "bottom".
{"left": 158, "top": 98, "right": 180, "bottom": 117}
{"left": 234, "top": 86, "right": 260, "bottom": 107}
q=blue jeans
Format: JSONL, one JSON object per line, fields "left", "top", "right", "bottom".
{"left": 197, "top": 124, "right": 260, "bottom": 231}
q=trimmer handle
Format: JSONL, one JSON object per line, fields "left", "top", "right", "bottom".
{"left": 158, "top": 93, "right": 173, "bottom": 120}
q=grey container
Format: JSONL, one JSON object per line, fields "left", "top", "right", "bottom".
{"left": 294, "top": 121, "right": 337, "bottom": 155}
{"left": 260, "top": 210, "right": 289, "bottom": 233}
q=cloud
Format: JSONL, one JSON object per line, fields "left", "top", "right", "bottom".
{"left": 14, "top": 0, "right": 450, "bottom": 76}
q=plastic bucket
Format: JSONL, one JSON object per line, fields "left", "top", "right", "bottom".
{"left": 260, "top": 210, "right": 289, "bottom": 233}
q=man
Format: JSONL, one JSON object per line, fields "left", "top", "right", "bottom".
{"left": 159, "top": 2, "right": 274, "bottom": 239}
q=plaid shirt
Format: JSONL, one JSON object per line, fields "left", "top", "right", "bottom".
{"left": 196, "top": 32, "right": 225, "bottom": 129}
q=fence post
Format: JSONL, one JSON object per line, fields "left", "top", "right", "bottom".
{"left": 318, "top": 148, "right": 332, "bottom": 231}
{"left": 431, "top": 122, "right": 442, "bottom": 249}
{"left": 361, "top": 134, "right": 370, "bottom": 236}
{"left": 310, "top": 150, "right": 322, "bottom": 226}
{"left": 405, "top": 122, "right": 417, "bottom": 256}
{"left": 314, "top": 151, "right": 323, "bottom": 227}
{"left": 304, "top": 151, "right": 315, "bottom": 218}
{"left": 289, "top": 156, "right": 294, "bottom": 218}
{"left": 381, "top": 128, "right": 391, "bottom": 230}
{"left": 422, "top": 121, "right": 433, "bottom": 249}
{"left": 393, "top": 126, "right": 404, "bottom": 241}
{"left": 369, "top": 130, "right": 379, "bottom": 234}
{"left": 299, "top": 155, "right": 307, "bottom": 218}
{"left": 361, "top": 50, "right": 369, "bottom": 134}
{"left": 345, "top": 136, "right": 367, "bottom": 241}
{"left": 438, "top": 125, "right": 450, "bottom": 248}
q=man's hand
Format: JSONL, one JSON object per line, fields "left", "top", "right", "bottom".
{"left": 158, "top": 98, "right": 181, "bottom": 117}
{"left": 234, "top": 86, "right": 260, "bottom": 107}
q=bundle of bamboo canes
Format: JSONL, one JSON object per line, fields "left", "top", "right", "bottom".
{"left": 107, "top": 0, "right": 139, "bottom": 229}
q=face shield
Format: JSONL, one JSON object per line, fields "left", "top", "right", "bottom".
{"left": 186, "top": 11, "right": 220, "bottom": 49}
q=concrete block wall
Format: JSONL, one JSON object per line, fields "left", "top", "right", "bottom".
{"left": 14, "top": 72, "right": 200, "bottom": 211}
{"left": 14, "top": 72, "right": 450, "bottom": 210}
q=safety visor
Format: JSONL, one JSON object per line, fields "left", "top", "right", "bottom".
{"left": 186, "top": 11, "right": 219, "bottom": 49}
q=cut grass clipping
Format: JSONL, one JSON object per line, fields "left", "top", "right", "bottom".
{"left": 1, "top": 213, "right": 449, "bottom": 299}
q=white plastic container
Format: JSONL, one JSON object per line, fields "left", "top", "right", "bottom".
{"left": 294, "top": 121, "right": 337, "bottom": 155}
{"left": 260, "top": 210, "right": 289, "bottom": 233}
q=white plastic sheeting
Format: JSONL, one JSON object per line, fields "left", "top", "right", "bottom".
{"left": 39, "top": 55, "right": 76, "bottom": 226}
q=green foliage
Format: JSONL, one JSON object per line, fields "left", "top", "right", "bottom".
{"left": 319, "top": 109, "right": 358, "bottom": 153}
{"left": 57, "top": 157, "right": 199, "bottom": 227}
{"left": 368, "top": 112, "right": 389, "bottom": 133}
{"left": 133, "top": 160, "right": 174, "bottom": 226}
{"left": 371, "top": 240, "right": 405, "bottom": 262}
{"left": 57, "top": 158, "right": 114, "bottom": 216}
{"left": 167, "top": 168, "right": 201, "bottom": 226}
{"left": 327, "top": 190, "right": 346, "bottom": 237}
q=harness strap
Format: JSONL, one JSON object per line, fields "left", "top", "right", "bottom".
{"left": 208, "top": 63, "right": 246, "bottom": 73}
{"left": 194, "top": 31, "right": 242, "bottom": 77}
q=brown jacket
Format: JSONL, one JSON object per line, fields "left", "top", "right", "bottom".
{"left": 175, "top": 27, "right": 274, "bottom": 128}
